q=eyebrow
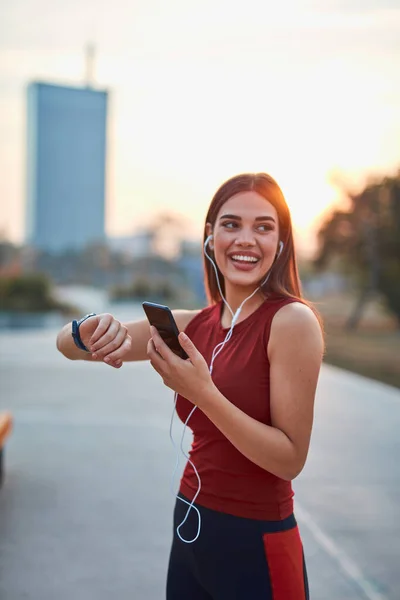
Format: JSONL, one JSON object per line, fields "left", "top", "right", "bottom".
{"left": 219, "top": 214, "right": 276, "bottom": 223}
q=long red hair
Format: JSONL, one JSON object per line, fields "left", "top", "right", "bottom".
{"left": 203, "top": 173, "right": 317, "bottom": 317}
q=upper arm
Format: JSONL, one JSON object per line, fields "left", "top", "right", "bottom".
{"left": 173, "top": 309, "right": 202, "bottom": 332}
{"left": 120, "top": 309, "right": 201, "bottom": 361}
{"left": 267, "top": 302, "right": 324, "bottom": 477}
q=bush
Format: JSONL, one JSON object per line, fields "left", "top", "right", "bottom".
{"left": 0, "top": 274, "right": 73, "bottom": 313}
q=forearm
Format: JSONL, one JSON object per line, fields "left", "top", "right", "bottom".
{"left": 56, "top": 323, "right": 92, "bottom": 360}
{"left": 198, "top": 387, "right": 301, "bottom": 481}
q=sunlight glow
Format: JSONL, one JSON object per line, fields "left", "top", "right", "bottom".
{"left": 0, "top": 0, "right": 399, "bottom": 251}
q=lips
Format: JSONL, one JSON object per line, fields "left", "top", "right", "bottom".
{"left": 228, "top": 251, "right": 260, "bottom": 259}
{"left": 228, "top": 252, "right": 261, "bottom": 271}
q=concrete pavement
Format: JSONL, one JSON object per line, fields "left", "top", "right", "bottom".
{"left": 0, "top": 328, "right": 399, "bottom": 599}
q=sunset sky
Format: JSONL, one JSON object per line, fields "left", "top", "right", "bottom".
{"left": 1, "top": 0, "right": 399, "bottom": 255}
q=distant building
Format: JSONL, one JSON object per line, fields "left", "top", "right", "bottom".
{"left": 26, "top": 81, "right": 108, "bottom": 253}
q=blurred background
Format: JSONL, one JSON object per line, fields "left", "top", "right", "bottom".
{"left": 1, "top": 0, "right": 399, "bottom": 388}
{"left": 0, "top": 2, "right": 400, "bottom": 599}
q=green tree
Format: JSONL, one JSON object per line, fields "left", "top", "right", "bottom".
{"left": 0, "top": 274, "right": 75, "bottom": 313}
{"left": 314, "top": 170, "right": 400, "bottom": 328}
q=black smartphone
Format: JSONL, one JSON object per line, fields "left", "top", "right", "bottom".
{"left": 142, "top": 302, "right": 189, "bottom": 360}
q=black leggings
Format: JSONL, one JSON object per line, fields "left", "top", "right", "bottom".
{"left": 166, "top": 495, "right": 309, "bottom": 600}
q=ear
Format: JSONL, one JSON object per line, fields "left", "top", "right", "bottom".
{"left": 205, "top": 223, "right": 214, "bottom": 249}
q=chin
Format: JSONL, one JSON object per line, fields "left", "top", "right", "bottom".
{"left": 223, "top": 272, "right": 264, "bottom": 290}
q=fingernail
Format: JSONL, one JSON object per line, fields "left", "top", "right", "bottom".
{"left": 92, "top": 353, "right": 98, "bottom": 360}
{"left": 104, "top": 357, "right": 110, "bottom": 363}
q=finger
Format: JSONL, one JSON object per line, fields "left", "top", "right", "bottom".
{"left": 89, "top": 314, "right": 113, "bottom": 346}
{"left": 147, "top": 337, "right": 161, "bottom": 359}
{"left": 178, "top": 332, "right": 199, "bottom": 363}
{"left": 103, "top": 336, "right": 132, "bottom": 363}
{"left": 92, "top": 324, "right": 126, "bottom": 359}
{"left": 106, "top": 360, "right": 123, "bottom": 369}
{"left": 150, "top": 326, "right": 177, "bottom": 362}
{"left": 102, "top": 333, "right": 126, "bottom": 363}
{"left": 147, "top": 339, "right": 165, "bottom": 373}
{"left": 91, "top": 322, "right": 121, "bottom": 356}
{"left": 103, "top": 337, "right": 132, "bottom": 369}
{"left": 91, "top": 321, "right": 120, "bottom": 353}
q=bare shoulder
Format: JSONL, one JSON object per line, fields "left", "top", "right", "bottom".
{"left": 172, "top": 309, "right": 202, "bottom": 331}
{"left": 271, "top": 301, "right": 321, "bottom": 331}
{"left": 268, "top": 301, "right": 324, "bottom": 357}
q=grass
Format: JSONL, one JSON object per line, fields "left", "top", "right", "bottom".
{"left": 309, "top": 292, "right": 400, "bottom": 390}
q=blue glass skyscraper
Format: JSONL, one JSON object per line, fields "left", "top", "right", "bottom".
{"left": 26, "top": 82, "right": 108, "bottom": 253}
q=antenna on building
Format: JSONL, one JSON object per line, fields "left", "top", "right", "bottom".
{"left": 85, "top": 42, "right": 95, "bottom": 87}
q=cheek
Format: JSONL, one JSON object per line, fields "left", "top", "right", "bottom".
{"left": 214, "top": 233, "right": 278, "bottom": 258}
{"left": 262, "top": 237, "right": 279, "bottom": 254}
{"left": 213, "top": 230, "right": 229, "bottom": 246}
{"left": 212, "top": 236, "right": 231, "bottom": 266}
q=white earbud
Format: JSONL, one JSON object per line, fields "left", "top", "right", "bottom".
{"left": 204, "top": 234, "right": 213, "bottom": 249}
{"left": 277, "top": 241, "right": 284, "bottom": 257}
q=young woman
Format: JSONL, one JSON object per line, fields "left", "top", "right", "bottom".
{"left": 56, "top": 172, "right": 324, "bottom": 599}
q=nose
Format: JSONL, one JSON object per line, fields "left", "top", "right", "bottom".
{"left": 235, "top": 228, "right": 256, "bottom": 246}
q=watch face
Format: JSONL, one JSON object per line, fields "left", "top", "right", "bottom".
{"left": 78, "top": 313, "right": 96, "bottom": 326}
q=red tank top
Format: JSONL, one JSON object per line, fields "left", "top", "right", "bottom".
{"left": 176, "top": 295, "right": 300, "bottom": 521}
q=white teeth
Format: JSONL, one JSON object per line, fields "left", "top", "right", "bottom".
{"left": 231, "top": 255, "right": 259, "bottom": 263}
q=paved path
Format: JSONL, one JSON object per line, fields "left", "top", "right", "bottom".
{"left": 0, "top": 328, "right": 399, "bottom": 599}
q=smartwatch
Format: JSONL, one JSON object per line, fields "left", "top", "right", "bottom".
{"left": 71, "top": 313, "right": 96, "bottom": 352}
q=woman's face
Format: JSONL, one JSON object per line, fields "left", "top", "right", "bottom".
{"left": 207, "top": 191, "right": 280, "bottom": 292}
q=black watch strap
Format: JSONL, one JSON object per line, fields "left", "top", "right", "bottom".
{"left": 71, "top": 313, "right": 96, "bottom": 352}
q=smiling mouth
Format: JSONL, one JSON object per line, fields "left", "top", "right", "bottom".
{"left": 230, "top": 255, "right": 260, "bottom": 264}
{"left": 228, "top": 255, "right": 261, "bottom": 272}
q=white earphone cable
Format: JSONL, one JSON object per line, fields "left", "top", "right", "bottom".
{"left": 169, "top": 235, "right": 283, "bottom": 543}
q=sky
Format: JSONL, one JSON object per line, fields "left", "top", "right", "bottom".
{"left": 1, "top": 0, "right": 399, "bottom": 255}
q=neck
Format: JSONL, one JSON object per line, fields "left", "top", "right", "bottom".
{"left": 221, "top": 283, "right": 266, "bottom": 326}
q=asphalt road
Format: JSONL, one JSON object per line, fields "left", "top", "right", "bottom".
{"left": 0, "top": 328, "right": 399, "bottom": 599}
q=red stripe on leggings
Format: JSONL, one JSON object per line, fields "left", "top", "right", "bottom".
{"left": 263, "top": 526, "right": 306, "bottom": 600}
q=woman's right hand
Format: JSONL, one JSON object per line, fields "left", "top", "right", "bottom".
{"left": 79, "top": 313, "right": 132, "bottom": 368}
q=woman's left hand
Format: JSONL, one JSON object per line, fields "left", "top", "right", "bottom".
{"left": 147, "top": 326, "right": 214, "bottom": 406}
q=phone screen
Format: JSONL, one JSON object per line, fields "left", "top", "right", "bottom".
{"left": 142, "top": 302, "right": 188, "bottom": 359}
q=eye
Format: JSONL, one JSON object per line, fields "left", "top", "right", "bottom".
{"left": 257, "top": 224, "right": 274, "bottom": 232}
{"left": 222, "top": 221, "right": 238, "bottom": 229}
